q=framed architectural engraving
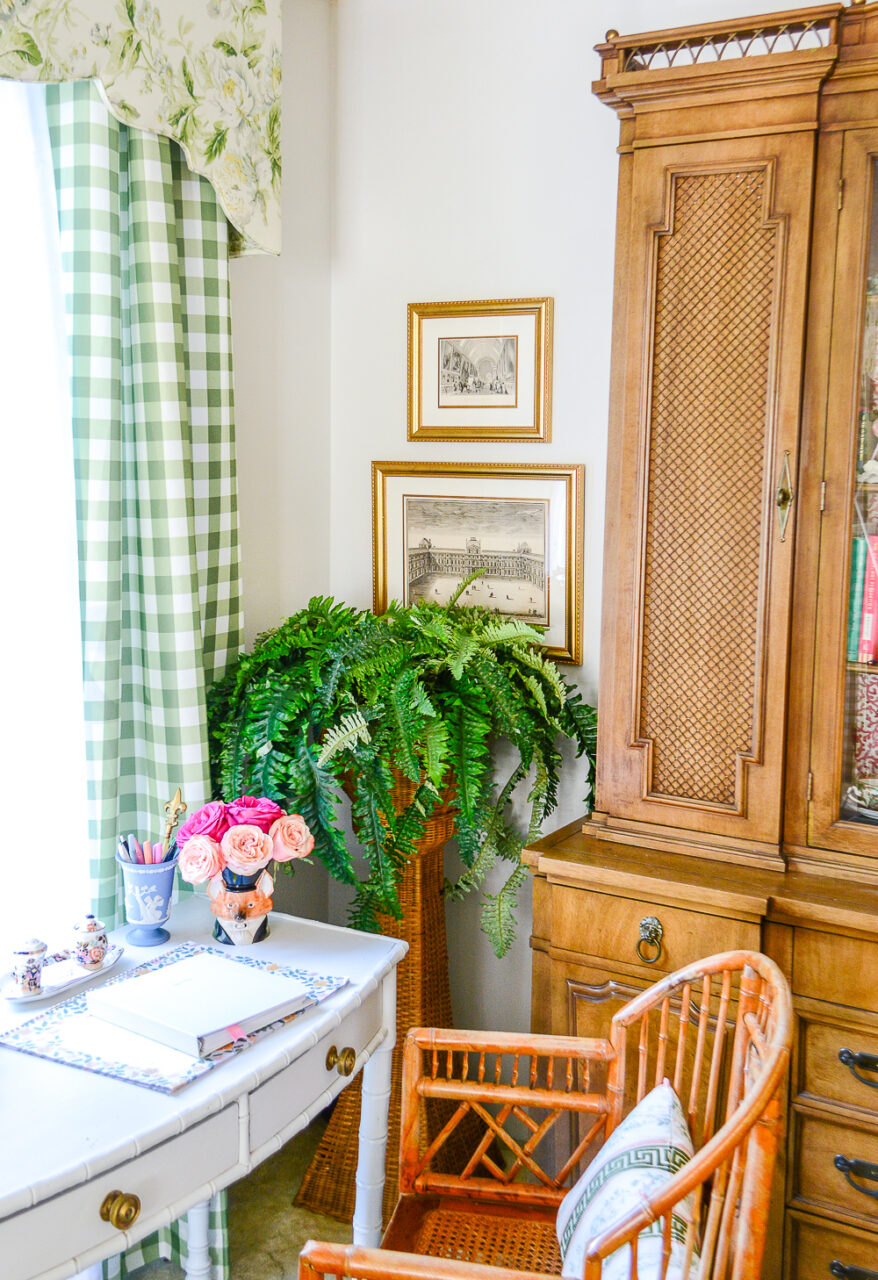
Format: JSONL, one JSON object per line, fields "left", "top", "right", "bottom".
{"left": 407, "top": 298, "right": 553, "bottom": 442}
{"left": 372, "top": 461, "right": 583, "bottom": 662}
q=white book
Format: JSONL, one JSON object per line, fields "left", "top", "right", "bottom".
{"left": 86, "top": 951, "right": 315, "bottom": 1059}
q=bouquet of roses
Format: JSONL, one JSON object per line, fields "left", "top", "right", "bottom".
{"left": 176, "top": 795, "right": 314, "bottom": 887}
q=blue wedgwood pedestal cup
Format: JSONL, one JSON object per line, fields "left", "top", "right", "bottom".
{"left": 116, "top": 851, "right": 180, "bottom": 946}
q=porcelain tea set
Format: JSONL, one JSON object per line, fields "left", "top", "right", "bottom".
{"left": 10, "top": 913, "right": 110, "bottom": 997}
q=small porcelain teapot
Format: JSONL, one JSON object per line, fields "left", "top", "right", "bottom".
{"left": 72, "top": 913, "right": 108, "bottom": 969}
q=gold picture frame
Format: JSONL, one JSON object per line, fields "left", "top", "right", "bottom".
{"left": 372, "top": 460, "right": 583, "bottom": 663}
{"left": 407, "top": 298, "right": 553, "bottom": 442}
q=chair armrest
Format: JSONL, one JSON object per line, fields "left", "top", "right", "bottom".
{"left": 300, "top": 1241, "right": 559, "bottom": 1280}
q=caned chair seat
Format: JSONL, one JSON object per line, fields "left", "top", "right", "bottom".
{"left": 300, "top": 951, "right": 792, "bottom": 1280}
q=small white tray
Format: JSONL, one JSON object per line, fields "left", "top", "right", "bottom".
{"left": 2, "top": 945, "right": 124, "bottom": 1004}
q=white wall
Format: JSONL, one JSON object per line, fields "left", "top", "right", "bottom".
{"left": 230, "top": 0, "right": 334, "bottom": 923}
{"left": 232, "top": 0, "right": 798, "bottom": 1027}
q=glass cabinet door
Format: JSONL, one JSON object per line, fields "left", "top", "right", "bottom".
{"left": 842, "top": 206, "right": 878, "bottom": 829}
{"left": 807, "top": 132, "right": 878, "bottom": 861}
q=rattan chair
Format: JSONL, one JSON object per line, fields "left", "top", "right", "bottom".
{"left": 300, "top": 950, "right": 792, "bottom": 1280}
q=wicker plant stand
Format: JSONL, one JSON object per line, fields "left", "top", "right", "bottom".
{"left": 295, "top": 783, "right": 469, "bottom": 1227}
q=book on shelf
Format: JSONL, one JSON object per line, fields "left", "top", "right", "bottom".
{"left": 849, "top": 536, "right": 869, "bottom": 663}
{"left": 858, "top": 534, "right": 878, "bottom": 665}
{"left": 86, "top": 950, "right": 315, "bottom": 1059}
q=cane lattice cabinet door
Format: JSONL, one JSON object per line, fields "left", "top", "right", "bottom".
{"left": 529, "top": 8, "right": 878, "bottom": 1280}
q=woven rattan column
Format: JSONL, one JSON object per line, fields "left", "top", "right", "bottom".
{"left": 295, "top": 782, "right": 461, "bottom": 1225}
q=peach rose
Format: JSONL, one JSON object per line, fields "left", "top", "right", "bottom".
{"left": 221, "top": 823, "right": 274, "bottom": 875}
{"left": 270, "top": 813, "right": 315, "bottom": 863}
{"left": 178, "top": 834, "right": 224, "bottom": 884}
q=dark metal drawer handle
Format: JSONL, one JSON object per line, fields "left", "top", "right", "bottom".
{"left": 834, "top": 1154, "right": 878, "bottom": 1201}
{"left": 636, "top": 916, "right": 663, "bottom": 964}
{"left": 830, "top": 1263, "right": 878, "bottom": 1280}
{"left": 839, "top": 1048, "right": 878, "bottom": 1090}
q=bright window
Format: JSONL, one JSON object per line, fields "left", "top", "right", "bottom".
{"left": 0, "top": 81, "right": 91, "bottom": 944}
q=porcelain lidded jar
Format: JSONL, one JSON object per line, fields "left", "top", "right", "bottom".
{"left": 72, "top": 913, "right": 108, "bottom": 969}
{"left": 11, "top": 938, "right": 47, "bottom": 994}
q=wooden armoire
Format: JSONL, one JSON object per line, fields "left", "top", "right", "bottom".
{"left": 528, "top": 5, "right": 878, "bottom": 1277}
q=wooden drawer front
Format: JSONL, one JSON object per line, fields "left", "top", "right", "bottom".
{"left": 0, "top": 1107, "right": 238, "bottom": 1280}
{"left": 793, "top": 1110, "right": 878, "bottom": 1225}
{"left": 800, "top": 1015, "right": 878, "bottom": 1115}
{"left": 249, "top": 987, "right": 382, "bottom": 1153}
{"left": 794, "top": 930, "right": 878, "bottom": 1014}
{"left": 787, "top": 1212, "right": 878, "bottom": 1280}
{"left": 551, "top": 885, "right": 759, "bottom": 975}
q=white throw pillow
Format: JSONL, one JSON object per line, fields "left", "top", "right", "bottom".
{"left": 556, "top": 1080, "right": 699, "bottom": 1280}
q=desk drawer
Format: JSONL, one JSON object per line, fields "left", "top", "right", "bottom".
{"left": 799, "top": 1014, "right": 878, "bottom": 1115}
{"left": 0, "top": 1106, "right": 238, "bottom": 1280}
{"left": 793, "top": 1110, "right": 878, "bottom": 1225}
{"left": 551, "top": 885, "right": 758, "bottom": 975}
{"left": 249, "top": 988, "right": 383, "bottom": 1154}
{"left": 794, "top": 929, "right": 878, "bottom": 1014}
{"left": 787, "top": 1212, "right": 878, "bottom": 1280}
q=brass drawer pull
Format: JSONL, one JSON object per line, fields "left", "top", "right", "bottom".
{"left": 326, "top": 1044, "right": 357, "bottom": 1076}
{"left": 834, "top": 1154, "right": 878, "bottom": 1201}
{"left": 830, "top": 1263, "right": 878, "bottom": 1280}
{"left": 636, "top": 916, "right": 663, "bottom": 964}
{"left": 100, "top": 1190, "right": 141, "bottom": 1230}
{"left": 839, "top": 1047, "right": 878, "bottom": 1090}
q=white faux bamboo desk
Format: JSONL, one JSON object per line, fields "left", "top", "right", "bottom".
{"left": 0, "top": 897, "right": 407, "bottom": 1280}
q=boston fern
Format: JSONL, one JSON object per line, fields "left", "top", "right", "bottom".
{"left": 207, "top": 581, "right": 596, "bottom": 957}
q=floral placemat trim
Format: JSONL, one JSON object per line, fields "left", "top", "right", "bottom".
{"left": 0, "top": 942, "right": 348, "bottom": 1094}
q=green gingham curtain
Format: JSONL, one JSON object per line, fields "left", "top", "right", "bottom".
{"left": 45, "top": 79, "right": 241, "bottom": 1280}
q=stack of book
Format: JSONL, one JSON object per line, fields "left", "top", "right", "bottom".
{"left": 849, "top": 534, "right": 878, "bottom": 664}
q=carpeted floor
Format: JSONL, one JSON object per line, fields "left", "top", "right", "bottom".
{"left": 129, "top": 1116, "right": 351, "bottom": 1280}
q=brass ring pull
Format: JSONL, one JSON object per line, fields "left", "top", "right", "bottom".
{"left": 100, "top": 1190, "right": 141, "bottom": 1231}
{"left": 326, "top": 1044, "right": 357, "bottom": 1076}
{"left": 636, "top": 916, "right": 663, "bottom": 964}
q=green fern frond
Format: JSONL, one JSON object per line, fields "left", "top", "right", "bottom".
{"left": 522, "top": 673, "right": 548, "bottom": 720}
{"left": 217, "top": 705, "right": 252, "bottom": 799}
{"left": 383, "top": 668, "right": 425, "bottom": 780}
{"left": 446, "top": 567, "right": 487, "bottom": 606}
{"left": 447, "top": 634, "right": 478, "bottom": 681}
{"left": 480, "top": 619, "right": 545, "bottom": 648}
{"left": 284, "top": 737, "right": 355, "bottom": 885}
{"left": 421, "top": 717, "right": 449, "bottom": 789}
{"left": 317, "top": 710, "right": 373, "bottom": 765}
{"left": 480, "top": 863, "right": 529, "bottom": 958}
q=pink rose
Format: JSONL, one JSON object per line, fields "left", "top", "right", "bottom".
{"left": 222, "top": 823, "right": 274, "bottom": 875}
{"left": 226, "top": 795, "right": 285, "bottom": 833}
{"left": 177, "top": 800, "right": 230, "bottom": 848}
{"left": 270, "top": 813, "right": 315, "bottom": 863}
{"left": 178, "top": 834, "right": 225, "bottom": 884}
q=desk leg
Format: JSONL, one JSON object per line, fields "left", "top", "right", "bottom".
{"left": 352, "top": 969, "right": 397, "bottom": 1247}
{"left": 185, "top": 1199, "right": 213, "bottom": 1280}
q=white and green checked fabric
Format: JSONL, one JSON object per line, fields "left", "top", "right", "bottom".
{"left": 44, "top": 79, "right": 241, "bottom": 1280}
{"left": 101, "top": 1199, "right": 230, "bottom": 1280}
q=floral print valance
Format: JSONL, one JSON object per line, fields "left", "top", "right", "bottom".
{"left": 0, "top": 0, "right": 281, "bottom": 255}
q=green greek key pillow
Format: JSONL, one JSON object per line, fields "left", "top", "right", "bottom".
{"left": 556, "top": 1080, "right": 699, "bottom": 1280}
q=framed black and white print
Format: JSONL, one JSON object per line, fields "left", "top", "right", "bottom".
{"left": 407, "top": 298, "right": 553, "bottom": 442}
{"left": 372, "top": 461, "right": 583, "bottom": 662}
